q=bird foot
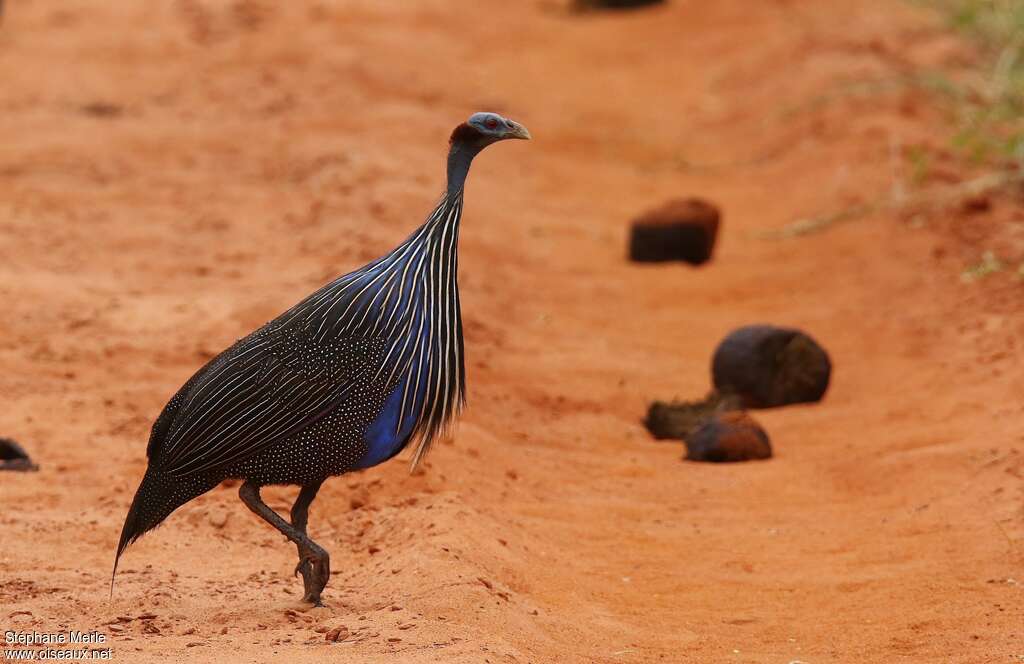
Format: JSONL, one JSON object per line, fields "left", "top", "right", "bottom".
{"left": 294, "top": 541, "right": 330, "bottom": 606}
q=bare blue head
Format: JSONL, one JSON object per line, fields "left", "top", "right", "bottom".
{"left": 447, "top": 112, "right": 530, "bottom": 196}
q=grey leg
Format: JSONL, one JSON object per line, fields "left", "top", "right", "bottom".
{"left": 239, "top": 481, "right": 330, "bottom": 606}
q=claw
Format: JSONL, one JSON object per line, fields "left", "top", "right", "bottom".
{"left": 294, "top": 553, "right": 313, "bottom": 577}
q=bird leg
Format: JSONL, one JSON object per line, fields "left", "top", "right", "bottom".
{"left": 239, "top": 481, "right": 330, "bottom": 606}
{"left": 289, "top": 481, "right": 323, "bottom": 602}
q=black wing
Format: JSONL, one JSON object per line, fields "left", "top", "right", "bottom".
{"left": 154, "top": 319, "right": 384, "bottom": 477}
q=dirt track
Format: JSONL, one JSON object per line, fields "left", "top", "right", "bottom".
{"left": 1, "top": 1, "right": 1023, "bottom": 662}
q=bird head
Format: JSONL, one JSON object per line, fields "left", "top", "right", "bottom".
{"left": 450, "top": 112, "right": 532, "bottom": 148}
{"left": 446, "top": 112, "right": 529, "bottom": 195}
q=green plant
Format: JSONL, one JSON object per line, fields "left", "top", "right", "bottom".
{"left": 920, "top": 0, "right": 1024, "bottom": 166}
{"left": 772, "top": 2, "right": 1024, "bottom": 238}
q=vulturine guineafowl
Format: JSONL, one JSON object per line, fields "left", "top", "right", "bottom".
{"left": 114, "top": 112, "right": 531, "bottom": 606}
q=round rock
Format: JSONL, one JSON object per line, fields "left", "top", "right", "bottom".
{"left": 711, "top": 325, "right": 831, "bottom": 408}
{"left": 628, "top": 198, "right": 720, "bottom": 265}
{"left": 684, "top": 412, "right": 772, "bottom": 463}
{"left": 0, "top": 437, "right": 39, "bottom": 472}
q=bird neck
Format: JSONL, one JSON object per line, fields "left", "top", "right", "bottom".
{"left": 425, "top": 189, "right": 463, "bottom": 237}
{"left": 446, "top": 140, "right": 483, "bottom": 198}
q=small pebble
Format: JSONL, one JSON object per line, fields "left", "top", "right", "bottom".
{"left": 324, "top": 626, "right": 350, "bottom": 643}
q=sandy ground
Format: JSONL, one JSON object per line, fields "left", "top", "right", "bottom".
{"left": 1, "top": 1, "right": 1023, "bottom": 662}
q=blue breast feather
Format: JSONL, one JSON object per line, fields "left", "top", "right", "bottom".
{"left": 358, "top": 372, "right": 424, "bottom": 468}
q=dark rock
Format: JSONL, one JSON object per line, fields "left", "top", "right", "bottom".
{"left": 575, "top": 0, "right": 665, "bottom": 9}
{"left": 961, "top": 194, "right": 991, "bottom": 214}
{"left": 80, "top": 102, "right": 123, "bottom": 118}
{"left": 711, "top": 325, "right": 831, "bottom": 408}
{"left": 0, "top": 437, "right": 39, "bottom": 472}
{"left": 644, "top": 391, "right": 739, "bottom": 440}
{"left": 628, "top": 198, "right": 720, "bottom": 265}
{"left": 684, "top": 412, "right": 771, "bottom": 462}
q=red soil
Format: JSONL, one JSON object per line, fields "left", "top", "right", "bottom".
{"left": 1, "top": 1, "right": 1022, "bottom": 662}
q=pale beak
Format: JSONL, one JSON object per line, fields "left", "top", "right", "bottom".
{"left": 506, "top": 121, "right": 532, "bottom": 140}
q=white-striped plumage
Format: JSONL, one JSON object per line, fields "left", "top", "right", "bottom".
{"left": 155, "top": 192, "right": 466, "bottom": 476}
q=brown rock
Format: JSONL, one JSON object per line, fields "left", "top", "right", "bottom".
{"left": 644, "top": 392, "right": 740, "bottom": 440}
{"left": 325, "top": 626, "right": 350, "bottom": 642}
{"left": 683, "top": 412, "right": 772, "bottom": 463}
{"left": 711, "top": 325, "right": 831, "bottom": 408}
{"left": 961, "top": 194, "right": 991, "bottom": 214}
{"left": 628, "top": 198, "right": 720, "bottom": 265}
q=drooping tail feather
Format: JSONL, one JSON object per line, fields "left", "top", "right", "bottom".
{"left": 111, "top": 469, "right": 216, "bottom": 598}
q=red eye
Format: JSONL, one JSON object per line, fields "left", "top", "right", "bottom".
{"left": 485, "top": 117, "right": 498, "bottom": 129}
